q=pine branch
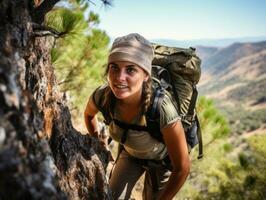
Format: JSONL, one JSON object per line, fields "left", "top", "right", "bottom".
{"left": 100, "top": 0, "right": 113, "bottom": 6}
{"left": 32, "top": 23, "right": 60, "bottom": 38}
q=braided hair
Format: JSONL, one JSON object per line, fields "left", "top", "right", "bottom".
{"left": 141, "top": 77, "right": 152, "bottom": 115}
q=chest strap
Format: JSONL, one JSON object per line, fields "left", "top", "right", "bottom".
{"left": 113, "top": 119, "right": 149, "bottom": 144}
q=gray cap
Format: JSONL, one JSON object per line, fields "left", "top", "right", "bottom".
{"left": 108, "top": 33, "right": 154, "bottom": 75}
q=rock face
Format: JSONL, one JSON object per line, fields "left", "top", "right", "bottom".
{"left": 0, "top": 0, "right": 112, "bottom": 199}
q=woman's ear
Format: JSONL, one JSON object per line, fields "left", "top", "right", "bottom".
{"left": 144, "top": 74, "right": 149, "bottom": 82}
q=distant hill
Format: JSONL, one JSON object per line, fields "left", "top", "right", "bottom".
{"left": 198, "top": 41, "right": 266, "bottom": 110}
{"left": 195, "top": 46, "right": 219, "bottom": 60}
{"left": 198, "top": 41, "right": 266, "bottom": 74}
{"left": 197, "top": 41, "right": 266, "bottom": 134}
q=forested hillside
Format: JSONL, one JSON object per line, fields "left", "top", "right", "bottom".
{"left": 177, "top": 42, "right": 266, "bottom": 199}
{"left": 197, "top": 41, "right": 266, "bottom": 135}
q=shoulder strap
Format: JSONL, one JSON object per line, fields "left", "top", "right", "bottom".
{"left": 150, "top": 87, "right": 166, "bottom": 119}
{"left": 113, "top": 119, "right": 149, "bottom": 144}
{"left": 145, "top": 87, "right": 166, "bottom": 142}
{"left": 187, "top": 85, "right": 198, "bottom": 117}
{"left": 196, "top": 115, "right": 203, "bottom": 159}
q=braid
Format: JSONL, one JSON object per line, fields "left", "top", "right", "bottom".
{"left": 141, "top": 77, "right": 152, "bottom": 115}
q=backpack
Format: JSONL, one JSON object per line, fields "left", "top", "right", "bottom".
{"left": 149, "top": 43, "right": 203, "bottom": 159}
{"left": 95, "top": 44, "right": 203, "bottom": 161}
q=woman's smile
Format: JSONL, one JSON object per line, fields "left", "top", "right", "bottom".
{"left": 113, "top": 83, "right": 130, "bottom": 95}
{"left": 114, "top": 84, "right": 128, "bottom": 89}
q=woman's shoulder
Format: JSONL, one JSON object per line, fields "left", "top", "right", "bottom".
{"left": 158, "top": 90, "right": 181, "bottom": 129}
{"left": 159, "top": 91, "right": 178, "bottom": 115}
{"left": 93, "top": 83, "right": 108, "bottom": 96}
{"left": 91, "top": 83, "right": 109, "bottom": 108}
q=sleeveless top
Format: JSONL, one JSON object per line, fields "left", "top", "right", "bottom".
{"left": 90, "top": 84, "right": 181, "bottom": 160}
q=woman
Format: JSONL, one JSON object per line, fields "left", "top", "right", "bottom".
{"left": 84, "top": 33, "right": 190, "bottom": 200}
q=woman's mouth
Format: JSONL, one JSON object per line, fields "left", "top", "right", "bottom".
{"left": 114, "top": 84, "right": 128, "bottom": 89}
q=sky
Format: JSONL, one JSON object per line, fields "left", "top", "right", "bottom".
{"left": 90, "top": 0, "right": 266, "bottom": 41}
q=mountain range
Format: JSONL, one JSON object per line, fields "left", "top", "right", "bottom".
{"left": 193, "top": 40, "right": 266, "bottom": 135}
{"left": 197, "top": 41, "right": 266, "bottom": 109}
{"left": 151, "top": 36, "right": 266, "bottom": 48}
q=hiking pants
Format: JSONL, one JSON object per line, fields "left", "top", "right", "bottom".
{"left": 109, "top": 150, "right": 171, "bottom": 200}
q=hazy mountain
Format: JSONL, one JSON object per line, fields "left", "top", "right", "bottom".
{"left": 198, "top": 41, "right": 266, "bottom": 109}
{"left": 195, "top": 46, "right": 219, "bottom": 60}
{"left": 199, "top": 41, "right": 266, "bottom": 75}
{"left": 151, "top": 36, "right": 266, "bottom": 48}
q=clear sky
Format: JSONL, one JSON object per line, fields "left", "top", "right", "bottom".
{"left": 90, "top": 0, "right": 266, "bottom": 40}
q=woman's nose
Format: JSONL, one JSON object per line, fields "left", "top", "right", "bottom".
{"left": 116, "top": 69, "right": 127, "bottom": 81}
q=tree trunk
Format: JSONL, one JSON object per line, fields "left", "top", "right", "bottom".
{"left": 0, "top": 0, "right": 112, "bottom": 199}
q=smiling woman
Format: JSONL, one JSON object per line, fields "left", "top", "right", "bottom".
{"left": 84, "top": 33, "right": 190, "bottom": 200}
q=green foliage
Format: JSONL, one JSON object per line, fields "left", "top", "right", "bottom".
{"left": 238, "top": 153, "right": 249, "bottom": 169}
{"left": 178, "top": 132, "right": 266, "bottom": 200}
{"left": 46, "top": 8, "right": 87, "bottom": 36}
{"left": 220, "top": 105, "right": 266, "bottom": 134}
{"left": 176, "top": 96, "right": 231, "bottom": 199}
{"left": 197, "top": 96, "right": 230, "bottom": 143}
{"left": 45, "top": 3, "right": 110, "bottom": 116}
{"left": 223, "top": 143, "right": 233, "bottom": 152}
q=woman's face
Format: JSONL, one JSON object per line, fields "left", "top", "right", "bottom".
{"left": 107, "top": 61, "right": 149, "bottom": 102}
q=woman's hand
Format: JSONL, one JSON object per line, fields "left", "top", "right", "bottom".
{"left": 84, "top": 96, "right": 99, "bottom": 137}
{"left": 158, "top": 120, "right": 190, "bottom": 200}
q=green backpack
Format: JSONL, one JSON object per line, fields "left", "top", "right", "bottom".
{"left": 150, "top": 43, "right": 203, "bottom": 159}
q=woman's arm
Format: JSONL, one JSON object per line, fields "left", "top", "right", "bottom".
{"left": 158, "top": 120, "right": 190, "bottom": 200}
{"left": 84, "top": 96, "right": 100, "bottom": 137}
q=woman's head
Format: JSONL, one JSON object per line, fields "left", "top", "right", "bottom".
{"left": 107, "top": 61, "right": 149, "bottom": 101}
{"left": 103, "top": 33, "right": 153, "bottom": 114}
{"left": 108, "top": 33, "right": 154, "bottom": 76}
{"left": 106, "top": 33, "right": 153, "bottom": 102}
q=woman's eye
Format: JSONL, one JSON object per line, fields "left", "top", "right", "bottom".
{"left": 126, "top": 67, "right": 137, "bottom": 74}
{"left": 109, "top": 64, "right": 119, "bottom": 71}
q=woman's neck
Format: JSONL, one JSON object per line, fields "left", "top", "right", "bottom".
{"left": 117, "top": 93, "right": 142, "bottom": 108}
{"left": 116, "top": 95, "right": 143, "bottom": 123}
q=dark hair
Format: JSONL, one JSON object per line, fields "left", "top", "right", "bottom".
{"left": 103, "top": 65, "right": 152, "bottom": 117}
{"left": 141, "top": 77, "right": 152, "bottom": 114}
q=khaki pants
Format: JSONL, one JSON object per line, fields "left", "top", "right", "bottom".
{"left": 109, "top": 150, "right": 171, "bottom": 200}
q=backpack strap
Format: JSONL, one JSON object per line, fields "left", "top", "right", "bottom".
{"left": 187, "top": 85, "right": 204, "bottom": 159}
{"left": 146, "top": 86, "right": 167, "bottom": 143}
{"left": 150, "top": 87, "right": 166, "bottom": 119}
{"left": 187, "top": 84, "right": 198, "bottom": 117}
{"left": 113, "top": 119, "right": 149, "bottom": 144}
{"left": 152, "top": 65, "right": 171, "bottom": 90}
{"left": 196, "top": 115, "right": 203, "bottom": 159}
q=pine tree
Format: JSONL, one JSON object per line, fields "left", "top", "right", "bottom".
{"left": 46, "top": 2, "right": 110, "bottom": 115}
